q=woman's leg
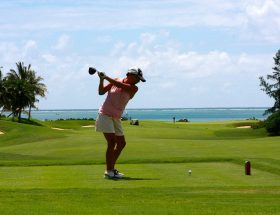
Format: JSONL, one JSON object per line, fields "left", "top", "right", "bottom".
{"left": 112, "top": 135, "right": 126, "bottom": 166}
{"left": 103, "top": 133, "right": 116, "bottom": 171}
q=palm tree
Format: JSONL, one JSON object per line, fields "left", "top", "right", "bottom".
{"left": 5, "top": 62, "right": 30, "bottom": 120}
{"left": 5, "top": 62, "right": 47, "bottom": 121}
{"left": 26, "top": 69, "right": 47, "bottom": 120}
{"left": 0, "top": 68, "right": 5, "bottom": 114}
{"left": 0, "top": 68, "right": 12, "bottom": 116}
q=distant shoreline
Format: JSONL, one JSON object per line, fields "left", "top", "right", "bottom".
{"left": 33, "top": 107, "right": 269, "bottom": 111}
{"left": 2, "top": 107, "right": 268, "bottom": 122}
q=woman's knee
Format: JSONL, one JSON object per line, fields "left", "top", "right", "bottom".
{"left": 116, "top": 136, "right": 126, "bottom": 149}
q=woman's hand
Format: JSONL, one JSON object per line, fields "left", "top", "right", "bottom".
{"left": 98, "top": 72, "right": 106, "bottom": 79}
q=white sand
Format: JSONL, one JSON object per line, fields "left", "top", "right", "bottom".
{"left": 51, "top": 127, "right": 67, "bottom": 131}
{"left": 0, "top": 131, "right": 4, "bottom": 135}
{"left": 236, "top": 126, "right": 251, "bottom": 129}
{"left": 82, "top": 125, "right": 95, "bottom": 128}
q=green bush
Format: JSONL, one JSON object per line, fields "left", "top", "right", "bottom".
{"left": 265, "top": 111, "right": 280, "bottom": 135}
{"left": 251, "top": 120, "right": 266, "bottom": 129}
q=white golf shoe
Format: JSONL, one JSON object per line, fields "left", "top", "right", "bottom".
{"left": 104, "top": 169, "right": 124, "bottom": 179}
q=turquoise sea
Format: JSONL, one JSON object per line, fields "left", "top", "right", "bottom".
{"left": 17, "top": 108, "right": 268, "bottom": 122}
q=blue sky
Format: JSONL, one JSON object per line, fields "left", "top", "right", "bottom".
{"left": 0, "top": 0, "right": 279, "bottom": 109}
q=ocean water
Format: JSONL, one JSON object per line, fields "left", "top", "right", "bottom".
{"left": 16, "top": 108, "right": 268, "bottom": 122}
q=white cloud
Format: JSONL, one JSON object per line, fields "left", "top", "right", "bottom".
{"left": 53, "top": 35, "right": 70, "bottom": 50}
{"left": 0, "top": 0, "right": 279, "bottom": 43}
{"left": 23, "top": 40, "right": 36, "bottom": 50}
{"left": 22, "top": 40, "right": 37, "bottom": 57}
{"left": 244, "top": 0, "right": 280, "bottom": 42}
{"left": 110, "top": 42, "right": 126, "bottom": 56}
{"left": 42, "top": 53, "right": 57, "bottom": 63}
{"left": 103, "top": 32, "right": 273, "bottom": 108}
{"left": 246, "top": 0, "right": 279, "bottom": 16}
{"left": 0, "top": 0, "right": 276, "bottom": 109}
{"left": 109, "top": 33, "right": 272, "bottom": 83}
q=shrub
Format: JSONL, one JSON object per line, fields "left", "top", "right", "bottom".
{"left": 265, "top": 111, "right": 280, "bottom": 135}
{"left": 0, "top": 114, "right": 4, "bottom": 118}
{"left": 251, "top": 120, "right": 266, "bottom": 129}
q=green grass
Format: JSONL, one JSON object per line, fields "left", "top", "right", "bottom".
{"left": 0, "top": 118, "right": 280, "bottom": 214}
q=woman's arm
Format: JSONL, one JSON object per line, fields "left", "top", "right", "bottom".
{"left": 98, "top": 73, "right": 112, "bottom": 95}
{"left": 104, "top": 76, "right": 138, "bottom": 97}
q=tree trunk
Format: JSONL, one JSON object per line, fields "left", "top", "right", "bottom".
{"left": 28, "top": 104, "right": 31, "bottom": 120}
{"left": 18, "top": 109, "right": 21, "bottom": 122}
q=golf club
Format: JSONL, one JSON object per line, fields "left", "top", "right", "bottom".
{"left": 88, "top": 67, "right": 105, "bottom": 77}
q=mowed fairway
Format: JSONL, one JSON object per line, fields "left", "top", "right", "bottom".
{"left": 0, "top": 119, "right": 280, "bottom": 214}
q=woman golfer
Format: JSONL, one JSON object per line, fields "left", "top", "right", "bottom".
{"left": 95, "top": 67, "right": 145, "bottom": 179}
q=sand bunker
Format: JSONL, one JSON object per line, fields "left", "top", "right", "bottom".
{"left": 236, "top": 126, "right": 251, "bottom": 129}
{"left": 0, "top": 131, "right": 4, "bottom": 135}
{"left": 51, "top": 127, "right": 67, "bottom": 131}
{"left": 82, "top": 125, "right": 95, "bottom": 128}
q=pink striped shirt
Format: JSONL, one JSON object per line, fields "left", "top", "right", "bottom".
{"left": 99, "top": 78, "right": 131, "bottom": 119}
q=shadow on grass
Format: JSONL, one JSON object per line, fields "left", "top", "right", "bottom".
{"left": 18, "top": 118, "right": 43, "bottom": 126}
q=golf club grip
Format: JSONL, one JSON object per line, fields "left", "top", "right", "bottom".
{"left": 99, "top": 72, "right": 105, "bottom": 77}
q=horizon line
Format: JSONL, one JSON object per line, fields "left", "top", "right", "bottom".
{"left": 31, "top": 106, "right": 269, "bottom": 111}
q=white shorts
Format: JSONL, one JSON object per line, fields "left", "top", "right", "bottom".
{"left": 95, "top": 113, "right": 124, "bottom": 136}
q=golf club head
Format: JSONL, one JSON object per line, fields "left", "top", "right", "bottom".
{"left": 88, "top": 67, "right": 97, "bottom": 75}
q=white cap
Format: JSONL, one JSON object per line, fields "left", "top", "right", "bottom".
{"left": 127, "top": 67, "right": 146, "bottom": 82}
